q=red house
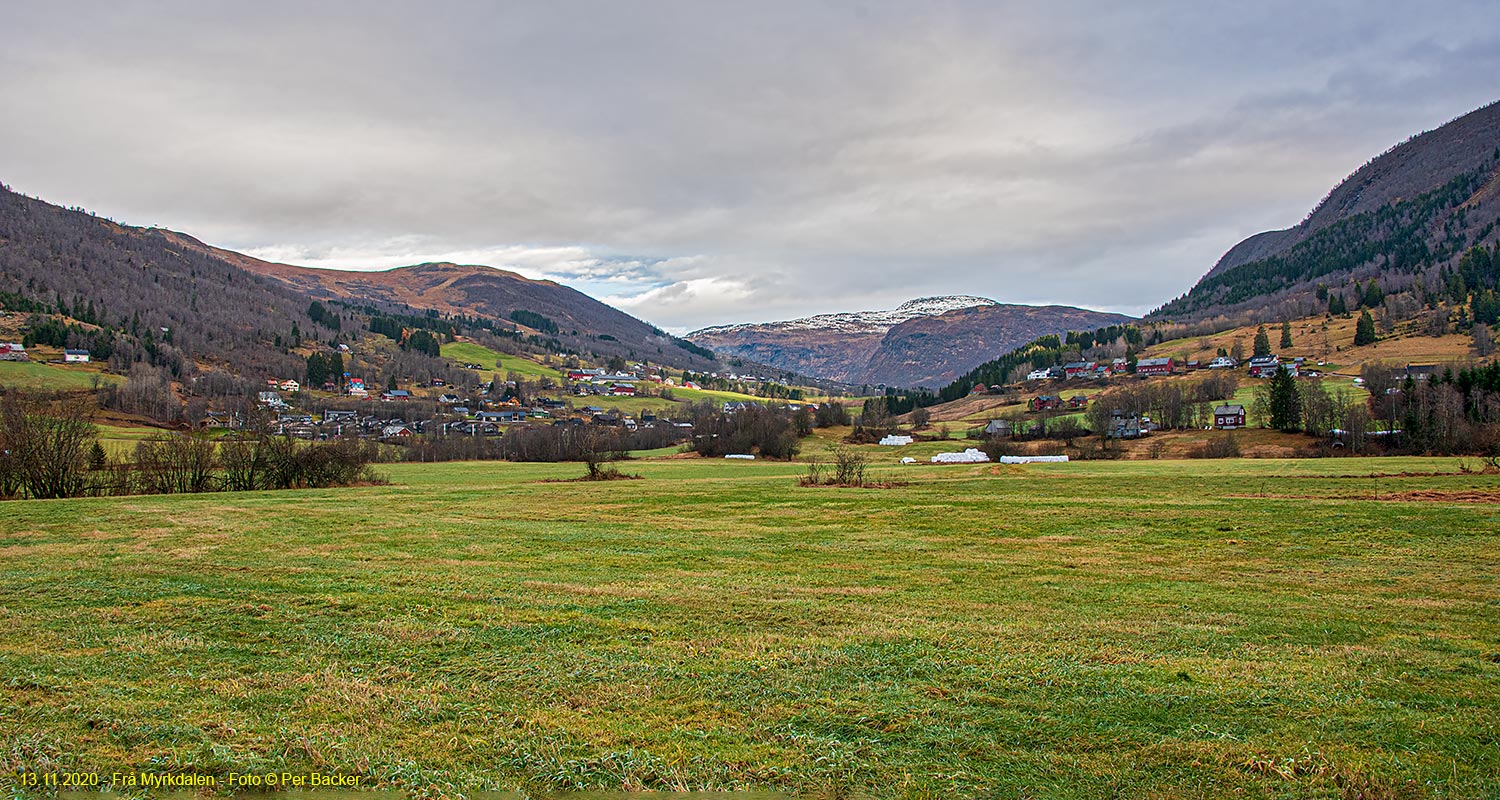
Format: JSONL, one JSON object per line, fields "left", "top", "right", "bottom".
{"left": 1135, "top": 357, "right": 1174, "bottom": 376}
{"left": 1213, "top": 404, "right": 1247, "bottom": 430}
{"left": 1029, "top": 395, "right": 1063, "bottom": 411}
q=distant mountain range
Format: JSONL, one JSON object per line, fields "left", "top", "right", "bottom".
{"left": 689, "top": 297, "right": 1132, "bottom": 388}
{"left": 1155, "top": 100, "right": 1500, "bottom": 321}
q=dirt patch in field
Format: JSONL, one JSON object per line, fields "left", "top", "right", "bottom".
{"left": 1228, "top": 490, "right": 1500, "bottom": 503}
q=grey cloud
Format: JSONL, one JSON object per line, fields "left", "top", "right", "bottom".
{"left": 1, "top": 1, "right": 1496, "bottom": 327}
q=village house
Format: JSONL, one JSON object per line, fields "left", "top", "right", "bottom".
{"left": 0, "top": 343, "right": 28, "bottom": 361}
{"left": 1110, "top": 358, "right": 1129, "bottom": 374}
{"left": 1135, "top": 357, "right": 1174, "bottom": 376}
{"left": 1214, "top": 404, "right": 1247, "bottom": 430}
{"left": 984, "top": 419, "right": 1012, "bottom": 437}
{"left": 1246, "top": 355, "right": 1281, "bottom": 378}
{"left": 1207, "top": 355, "right": 1238, "bottom": 369}
{"left": 1025, "top": 368, "right": 1052, "bottom": 381}
{"left": 279, "top": 379, "right": 300, "bottom": 392}
{"left": 199, "top": 410, "right": 243, "bottom": 429}
{"left": 64, "top": 349, "right": 91, "bottom": 363}
{"left": 438, "top": 393, "right": 462, "bottom": 404}
{"left": 1401, "top": 363, "right": 1440, "bottom": 381}
{"left": 1029, "top": 395, "right": 1063, "bottom": 412}
{"left": 1063, "top": 361, "right": 1096, "bottom": 379}
{"left": 1106, "top": 410, "right": 1143, "bottom": 439}
{"left": 381, "top": 389, "right": 412, "bottom": 402}
{"left": 1068, "top": 394, "right": 1089, "bottom": 409}
{"left": 256, "top": 391, "right": 289, "bottom": 409}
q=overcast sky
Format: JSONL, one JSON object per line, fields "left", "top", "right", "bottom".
{"left": 3, "top": 2, "right": 1497, "bottom": 332}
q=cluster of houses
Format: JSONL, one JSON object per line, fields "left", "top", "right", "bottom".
{"left": 1020, "top": 352, "right": 1330, "bottom": 385}
{"left": 211, "top": 402, "right": 697, "bottom": 442}
{"left": 1027, "top": 394, "right": 1090, "bottom": 412}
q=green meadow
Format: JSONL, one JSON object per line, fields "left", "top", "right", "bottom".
{"left": 1, "top": 457, "right": 1497, "bottom": 798}
{"left": 0, "top": 360, "right": 120, "bottom": 392}
{"left": 441, "top": 342, "right": 565, "bottom": 382}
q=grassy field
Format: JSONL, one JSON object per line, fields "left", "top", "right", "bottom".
{"left": 1, "top": 457, "right": 1497, "bottom": 798}
{"left": 0, "top": 360, "right": 120, "bottom": 391}
{"left": 442, "top": 342, "right": 564, "bottom": 381}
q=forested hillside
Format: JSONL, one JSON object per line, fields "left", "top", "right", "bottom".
{"left": 1154, "top": 101, "right": 1500, "bottom": 323}
{"left": 0, "top": 183, "right": 324, "bottom": 380}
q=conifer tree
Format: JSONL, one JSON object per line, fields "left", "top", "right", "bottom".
{"left": 1267, "top": 367, "right": 1301, "bottom": 431}
{"left": 1354, "top": 310, "right": 1377, "bottom": 346}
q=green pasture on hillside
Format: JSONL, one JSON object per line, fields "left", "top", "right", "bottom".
{"left": 442, "top": 342, "right": 564, "bottom": 381}
{"left": 0, "top": 360, "right": 120, "bottom": 392}
{"left": 0, "top": 457, "right": 1496, "bottom": 798}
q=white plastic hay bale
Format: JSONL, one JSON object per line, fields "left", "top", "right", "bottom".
{"left": 899, "top": 457, "right": 917, "bottom": 464}
{"left": 997, "top": 455, "right": 1070, "bottom": 464}
{"left": 878, "top": 435, "right": 915, "bottom": 446}
{"left": 930, "top": 448, "right": 990, "bottom": 464}
{"left": 724, "top": 454, "right": 756, "bottom": 460}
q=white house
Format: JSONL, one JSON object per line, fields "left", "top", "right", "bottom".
{"left": 64, "top": 349, "right": 90, "bottom": 363}
{"left": 279, "top": 379, "right": 301, "bottom": 392}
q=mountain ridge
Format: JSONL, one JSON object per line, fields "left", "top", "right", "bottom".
{"left": 1156, "top": 100, "right": 1500, "bottom": 321}
{"left": 689, "top": 296, "right": 1132, "bottom": 387}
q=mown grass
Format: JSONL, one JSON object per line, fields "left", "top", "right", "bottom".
{"left": 0, "top": 361, "right": 120, "bottom": 391}
{"left": 0, "top": 457, "right": 1496, "bottom": 798}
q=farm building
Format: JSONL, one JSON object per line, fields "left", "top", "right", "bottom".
{"left": 1214, "top": 404, "right": 1247, "bottom": 430}
{"left": 63, "top": 349, "right": 91, "bottom": 363}
{"left": 1029, "top": 395, "right": 1063, "bottom": 412}
{"left": 1135, "top": 357, "right": 1174, "bottom": 376}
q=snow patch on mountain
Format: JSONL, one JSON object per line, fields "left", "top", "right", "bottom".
{"left": 691, "top": 296, "right": 996, "bottom": 336}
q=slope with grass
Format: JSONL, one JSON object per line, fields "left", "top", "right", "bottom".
{"left": 1142, "top": 313, "right": 1478, "bottom": 376}
{"left": 0, "top": 360, "right": 119, "bottom": 392}
{"left": 441, "top": 341, "right": 565, "bottom": 381}
{"left": 1, "top": 458, "right": 1495, "bottom": 798}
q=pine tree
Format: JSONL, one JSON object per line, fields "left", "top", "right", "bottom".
{"left": 1267, "top": 367, "right": 1301, "bottom": 431}
{"left": 1253, "top": 325, "right": 1271, "bottom": 357}
{"left": 1329, "top": 292, "right": 1348, "bottom": 316}
{"left": 1354, "top": 310, "right": 1377, "bottom": 346}
{"left": 87, "top": 441, "right": 108, "bottom": 471}
{"left": 1280, "top": 321, "right": 1293, "bottom": 349}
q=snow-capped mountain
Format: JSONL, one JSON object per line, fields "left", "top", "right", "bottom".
{"left": 688, "top": 296, "right": 1131, "bottom": 387}
{"left": 692, "top": 296, "right": 998, "bottom": 336}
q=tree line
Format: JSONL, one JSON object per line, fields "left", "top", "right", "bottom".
{"left": 0, "top": 392, "right": 381, "bottom": 501}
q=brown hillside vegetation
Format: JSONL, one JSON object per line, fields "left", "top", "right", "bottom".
{"left": 1142, "top": 313, "right": 1479, "bottom": 375}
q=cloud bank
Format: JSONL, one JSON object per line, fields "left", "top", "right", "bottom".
{"left": 2, "top": 1, "right": 1497, "bottom": 331}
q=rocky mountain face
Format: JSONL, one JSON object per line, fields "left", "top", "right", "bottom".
{"left": 687, "top": 297, "right": 994, "bottom": 383}
{"left": 689, "top": 296, "right": 1132, "bottom": 387}
{"left": 1156, "top": 100, "right": 1500, "bottom": 320}
{"left": 865, "top": 303, "right": 1135, "bottom": 388}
